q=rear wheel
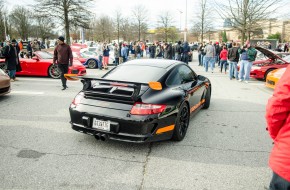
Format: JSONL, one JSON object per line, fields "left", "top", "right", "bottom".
{"left": 172, "top": 102, "right": 190, "bottom": 141}
{"left": 87, "top": 59, "right": 97, "bottom": 69}
{"left": 203, "top": 87, "right": 211, "bottom": 109}
{"left": 48, "top": 65, "right": 61, "bottom": 79}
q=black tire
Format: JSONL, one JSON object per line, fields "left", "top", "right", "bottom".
{"left": 264, "top": 69, "right": 275, "bottom": 81}
{"left": 171, "top": 102, "right": 190, "bottom": 141}
{"left": 202, "top": 87, "right": 211, "bottom": 109}
{"left": 48, "top": 65, "right": 61, "bottom": 79}
{"left": 87, "top": 59, "right": 97, "bottom": 69}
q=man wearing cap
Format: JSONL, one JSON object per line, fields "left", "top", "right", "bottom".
{"left": 3, "top": 39, "right": 21, "bottom": 82}
{"left": 53, "top": 36, "right": 73, "bottom": 90}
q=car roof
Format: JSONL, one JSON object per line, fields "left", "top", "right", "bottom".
{"left": 121, "top": 59, "right": 183, "bottom": 69}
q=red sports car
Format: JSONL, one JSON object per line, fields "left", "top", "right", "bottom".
{"left": 0, "top": 51, "right": 86, "bottom": 79}
{"left": 250, "top": 47, "right": 290, "bottom": 80}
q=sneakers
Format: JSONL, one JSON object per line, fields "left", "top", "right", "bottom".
{"left": 10, "top": 79, "right": 15, "bottom": 82}
{"left": 245, "top": 81, "right": 249, "bottom": 83}
{"left": 238, "top": 79, "right": 243, "bottom": 82}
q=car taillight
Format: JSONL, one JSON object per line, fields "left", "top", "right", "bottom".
{"left": 130, "top": 103, "right": 166, "bottom": 115}
{"left": 72, "top": 93, "right": 84, "bottom": 106}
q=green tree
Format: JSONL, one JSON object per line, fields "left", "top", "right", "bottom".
{"left": 222, "top": 30, "right": 228, "bottom": 42}
{"left": 267, "top": 32, "right": 281, "bottom": 42}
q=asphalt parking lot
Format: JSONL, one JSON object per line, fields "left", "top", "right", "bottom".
{"left": 0, "top": 52, "right": 274, "bottom": 190}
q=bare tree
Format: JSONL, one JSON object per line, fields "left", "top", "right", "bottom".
{"left": 215, "top": 0, "right": 283, "bottom": 44}
{"left": 35, "top": 0, "right": 94, "bottom": 44}
{"left": 33, "top": 15, "right": 56, "bottom": 41}
{"left": 0, "top": 0, "right": 6, "bottom": 41}
{"left": 9, "top": 6, "right": 31, "bottom": 40}
{"left": 132, "top": 5, "right": 148, "bottom": 41}
{"left": 192, "top": 0, "right": 212, "bottom": 43}
{"left": 114, "top": 10, "right": 122, "bottom": 43}
{"left": 157, "top": 11, "right": 175, "bottom": 42}
{"left": 94, "top": 15, "right": 114, "bottom": 42}
{"left": 120, "top": 18, "right": 134, "bottom": 42}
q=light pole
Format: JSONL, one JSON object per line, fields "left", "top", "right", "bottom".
{"left": 177, "top": 9, "right": 183, "bottom": 31}
{"left": 184, "top": 0, "right": 188, "bottom": 42}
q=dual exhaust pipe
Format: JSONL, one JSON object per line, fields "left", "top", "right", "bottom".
{"left": 94, "top": 133, "right": 107, "bottom": 141}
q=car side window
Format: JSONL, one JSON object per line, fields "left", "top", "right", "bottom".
{"left": 166, "top": 65, "right": 196, "bottom": 86}
{"left": 179, "top": 65, "right": 196, "bottom": 84}
{"left": 166, "top": 68, "right": 181, "bottom": 86}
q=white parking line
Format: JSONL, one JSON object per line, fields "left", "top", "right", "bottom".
{"left": 16, "top": 78, "right": 60, "bottom": 82}
{"left": 11, "top": 91, "right": 44, "bottom": 95}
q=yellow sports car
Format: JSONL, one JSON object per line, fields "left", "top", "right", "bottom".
{"left": 266, "top": 68, "right": 286, "bottom": 89}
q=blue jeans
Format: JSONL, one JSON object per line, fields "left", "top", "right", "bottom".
{"left": 204, "top": 57, "right": 215, "bottom": 72}
{"left": 201, "top": 55, "right": 205, "bottom": 66}
{"left": 136, "top": 53, "right": 141, "bottom": 59}
{"left": 228, "top": 61, "right": 238, "bottom": 80}
{"left": 98, "top": 55, "right": 103, "bottom": 69}
{"left": 270, "top": 172, "right": 290, "bottom": 190}
{"left": 9, "top": 70, "right": 16, "bottom": 79}
{"left": 220, "top": 60, "right": 227, "bottom": 72}
{"left": 239, "top": 60, "right": 252, "bottom": 81}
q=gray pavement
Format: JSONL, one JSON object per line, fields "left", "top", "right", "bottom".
{"left": 0, "top": 53, "right": 274, "bottom": 190}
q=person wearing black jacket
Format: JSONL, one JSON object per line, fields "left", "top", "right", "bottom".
{"left": 53, "top": 36, "right": 73, "bottom": 90}
{"left": 149, "top": 43, "right": 156, "bottom": 58}
{"left": 227, "top": 42, "right": 240, "bottom": 80}
{"left": 3, "top": 39, "right": 21, "bottom": 81}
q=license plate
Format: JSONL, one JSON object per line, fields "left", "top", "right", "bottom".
{"left": 92, "top": 118, "right": 110, "bottom": 131}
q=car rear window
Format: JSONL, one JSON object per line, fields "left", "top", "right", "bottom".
{"left": 103, "top": 65, "right": 166, "bottom": 83}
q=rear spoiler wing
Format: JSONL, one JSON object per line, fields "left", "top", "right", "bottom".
{"left": 65, "top": 74, "right": 148, "bottom": 103}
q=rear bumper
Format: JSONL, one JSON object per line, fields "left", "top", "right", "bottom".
{"left": 69, "top": 105, "right": 177, "bottom": 143}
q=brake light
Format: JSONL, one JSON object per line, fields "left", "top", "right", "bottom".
{"left": 72, "top": 93, "right": 84, "bottom": 106}
{"left": 130, "top": 103, "right": 166, "bottom": 115}
{"left": 110, "top": 83, "right": 128, "bottom": 87}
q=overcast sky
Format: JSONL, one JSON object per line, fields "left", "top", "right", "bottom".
{"left": 5, "top": 0, "right": 290, "bottom": 30}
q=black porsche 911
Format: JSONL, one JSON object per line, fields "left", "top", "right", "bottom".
{"left": 69, "top": 59, "right": 211, "bottom": 143}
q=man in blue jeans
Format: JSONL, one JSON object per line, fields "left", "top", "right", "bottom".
{"left": 227, "top": 42, "right": 240, "bottom": 80}
{"left": 238, "top": 42, "right": 257, "bottom": 83}
{"left": 203, "top": 41, "right": 216, "bottom": 72}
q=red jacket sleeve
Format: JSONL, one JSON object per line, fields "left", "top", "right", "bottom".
{"left": 266, "top": 65, "right": 290, "bottom": 140}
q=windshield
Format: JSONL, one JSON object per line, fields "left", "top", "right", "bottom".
{"left": 37, "top": 51, "right": 53, "bottom": 59}
{"left": 103, "top": 65, "right": 166, "bottom": 83}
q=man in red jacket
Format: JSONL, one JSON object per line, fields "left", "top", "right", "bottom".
{"left": 266, "top": 65, "right": 290, "bottom": 190}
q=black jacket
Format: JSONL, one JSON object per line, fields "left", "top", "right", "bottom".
{"left": 227, "top": 47, "right": 240, "bottom": 62}
{"left": 3, "top": 45, "right": 21, "bottom": 71}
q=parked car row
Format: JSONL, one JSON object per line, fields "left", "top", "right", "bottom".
{"left": 248, "top": 47, "right": 290, "bottom": 89}
{"left": 0, "top": 51, "right": 86, "bottom": 79}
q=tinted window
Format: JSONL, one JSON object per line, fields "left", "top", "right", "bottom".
{"left": 166, "top": 65, "right": 196, "bottom": 86}
{"left": 103, "top": 65, "right": 166, "bottom": 83}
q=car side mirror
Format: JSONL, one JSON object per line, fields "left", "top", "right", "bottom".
{"left": 32, "top": 56, "right": 39, "bottom": 61}
{"left": 197, "top": 75, "right": 206, "bottom": 81}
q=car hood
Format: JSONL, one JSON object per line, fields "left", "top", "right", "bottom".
{"left": 255, "top": 46, "right": 286, "bottom": 63}
{"left": 268, "top": 68, "right": 286, "bottom": 78}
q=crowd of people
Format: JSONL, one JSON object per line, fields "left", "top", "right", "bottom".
{"left": 197, "top": 40, "right": 257, "bottom": 83}
{"left": 91, "top": 40, "right": 194, "bottom": 70}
